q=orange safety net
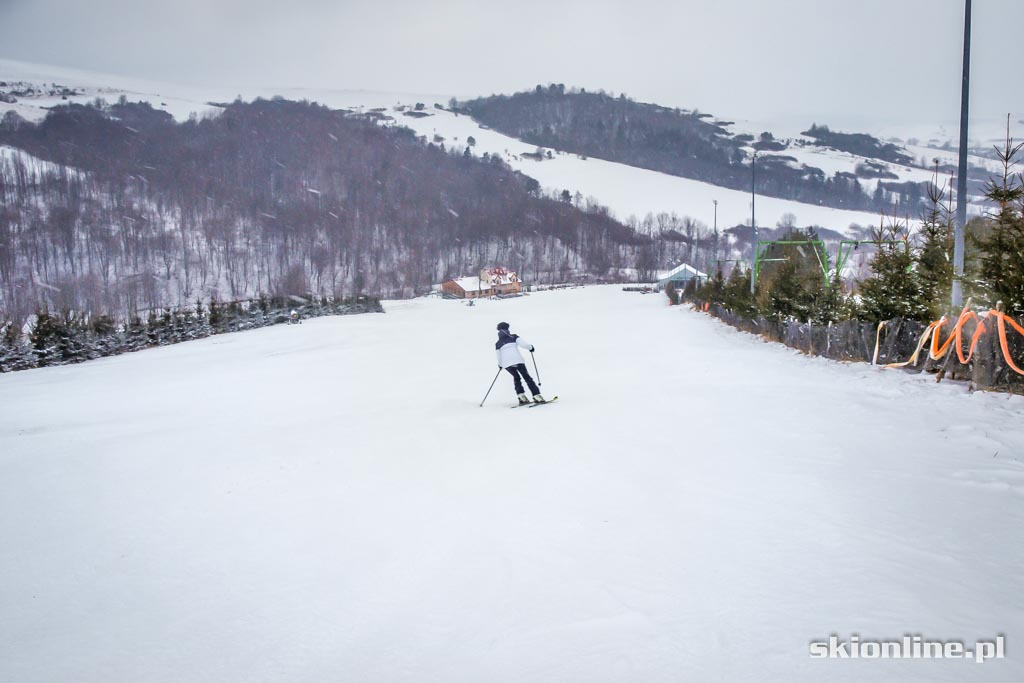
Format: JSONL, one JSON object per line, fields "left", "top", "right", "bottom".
{"left": 928, "top": 308, "right": 987, "bottom": 365}
{"left": 993, "top": 310, "right": 1024, "bottom": 376}
{"left": 881, "top": 307, "right": 1024, "bottom": 376}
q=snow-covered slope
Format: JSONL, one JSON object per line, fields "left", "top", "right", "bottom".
{"left": 1, "top": 144, "right": 83, "bottom": 178}
{"left": 0, "top": 58, "right": 448, "bottom": 124}
{"left": 387, "top": 108, "right": 887, "bottom": 234}
{"left": 717, "top": 114, "right": 1007, "bottom": 217}
{"left": 0, "top": 59, "right": 228, "bottom": 122}
{"left": 2, "top": 286, "right": 1022, "bottom": 682}
{"left": 720, "top": 113, "right": 1016, "bottom": 175}
{"left": 1, "top": 58, "right": 1015, "bottom": 235}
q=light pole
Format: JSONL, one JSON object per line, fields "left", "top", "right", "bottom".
{"left": 750, "top": 152, "right": 758, "bottom": 295}
{"left": 710, "top": 199, "right": 718, "bottom": 281}
{"left": 952, "top": 0, "right": 972, "bottom": 308}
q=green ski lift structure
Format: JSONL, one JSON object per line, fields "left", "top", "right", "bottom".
{"left": 751, "top": 238, "right": 909, "bottom": 289}
{"left": 752, "top": 239, "right": 831, "bottom": 286}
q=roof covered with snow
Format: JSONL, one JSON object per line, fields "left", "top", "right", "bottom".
{"left": 449, "top": 276, "right": 487, "bottom": 292}
{"left": 658, "top": 263, "right": 707, "bottom": 282}
{"left": 480, "top": 268, "right": 520, "bottom": 286}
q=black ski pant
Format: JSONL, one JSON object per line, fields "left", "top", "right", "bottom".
{"left": 505, "top": 363, "right": 540, "bottom": 396}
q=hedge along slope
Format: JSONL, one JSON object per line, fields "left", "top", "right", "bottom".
{"left": 0, "top": 296, "right": 383, "bottom": 373}
{"left": 697, "top": 303, "right": 1024, "bottom": 394}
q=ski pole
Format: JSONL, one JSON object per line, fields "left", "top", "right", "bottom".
{"left": 531, "top": 350, "right": 541, "bottom": 386}
{"left": 479, "top": 368, "right": 502, "bottom": 407}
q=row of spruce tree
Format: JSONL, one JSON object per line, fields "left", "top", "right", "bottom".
{"left": 675, "top": 131, "right": 1024, "bottom": 325}
{"left": 0, "top": 295, "right": 382, "bottom": 372}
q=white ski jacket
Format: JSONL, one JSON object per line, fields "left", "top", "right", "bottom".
{"left": 496, "top": 332, "right": 533, "bottom": 368}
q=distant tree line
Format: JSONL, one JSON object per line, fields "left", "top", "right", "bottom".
{"left": 455, "top": 85, "right": 931, "bottom": 215}
{"left": 801, "top": 124, "right": 912, "bottom": 166}
{"left": 0, "top": 97, "right": 671, "bottom": 330}
{"left": 681, "top": 130, "right": 1024, "bottom": 324}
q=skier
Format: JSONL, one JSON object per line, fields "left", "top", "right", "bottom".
{"left": 496, "top": 322, "right": 546, "bottom": 405}
{"left": 289, "top": 309, "right": 301, "bottom": 324}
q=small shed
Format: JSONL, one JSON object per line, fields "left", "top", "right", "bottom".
{"left": 656, "top": 263, "right": 707, "bottom": 291}
{"left": 441, "top": 276, "right": 492, "bottom": 299}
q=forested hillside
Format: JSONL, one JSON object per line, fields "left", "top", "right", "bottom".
{"left": 0, "top": 98, "right": 670, "bottom": 326}
{"left": 456, "top": 86, "right": 929, "bottom": 213}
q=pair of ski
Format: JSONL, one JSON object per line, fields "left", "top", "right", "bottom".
{"left": 512, "top": 397, "right": 561, "bottom": 409}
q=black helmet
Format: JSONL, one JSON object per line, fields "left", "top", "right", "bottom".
{"left": 497, "top": 322, "right": 510, "bottom": 331}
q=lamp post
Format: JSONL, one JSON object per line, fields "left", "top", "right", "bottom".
{"left": 952, "top": 0, "right": 972, "bottom": 308}
{"left": 710, "top": 199, "right": 718, "bottom": 281}
{"left": 750, "top": 152, "right": 758, "bottom": 295}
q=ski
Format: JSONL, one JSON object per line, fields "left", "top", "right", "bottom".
{"left": 510, "top": 396, "right": 558, "bottom": 408}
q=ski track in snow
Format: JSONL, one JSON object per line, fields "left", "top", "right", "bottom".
{"left": 1, "top": 286, "right": 1023, "bottom": 682}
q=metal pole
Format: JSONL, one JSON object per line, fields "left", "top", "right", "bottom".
{"left": 952, "top": 0, "right": 972, "bottom": 308}
{"left": 712, "top": 199, "right": 718, "bottom": 280}
{"left": 750, "top": 152, "right": 758, "bottom": 295}
{"left": 479, "top": 368, "right": 502, "bottom": 407}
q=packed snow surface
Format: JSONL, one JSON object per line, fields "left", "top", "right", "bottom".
{"left": 2, "top": 286, "right": 1023, "bottom": 682}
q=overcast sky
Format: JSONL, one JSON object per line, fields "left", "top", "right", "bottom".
{"left": 1, "top": 0, "right": 1021, "bottom": 126}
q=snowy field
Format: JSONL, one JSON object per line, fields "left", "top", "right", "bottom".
{"left": 1, "top": 286, "right": 1022, "bottom": 682}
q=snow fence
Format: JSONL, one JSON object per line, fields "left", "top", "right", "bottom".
{"left": 703, "top": 303, "right": 1024, "bottom": 394}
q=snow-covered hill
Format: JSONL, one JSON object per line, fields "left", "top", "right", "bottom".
{"left": 4, "top": 59, "right": 1015, "bottom": 237}
{"left": 384, "top": 107, "right": 888, "bottom": 235}
{"left": 721, "top": 114, "right": 1013, "bottom": 176}
{"left": 0, "top": 58, "right": 448, "bottom": 125}
{"left": 2, "top": 286, "right": 1022, "bottom": 682}
{"left": 0, "top": 143, "right": 82, "bottom": 178}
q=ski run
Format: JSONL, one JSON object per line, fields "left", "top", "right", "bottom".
{"left": 2, "top": 285, "right": 1023, "bottom": 682}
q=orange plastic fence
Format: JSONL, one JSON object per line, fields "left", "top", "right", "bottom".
{"left": 928, "top": 308, "right": 987, "bottom": 365}
{"left": 994, "top": 310, "right": 1024, "bottom": 376}
{"left": 881, "top": 319, "right": 941, "bottom": 369}
{"left": 880, "top": 307, "right": 1024, "bottom": 376}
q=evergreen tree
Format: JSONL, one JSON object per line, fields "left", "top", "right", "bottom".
{"left": 664, "top": 281, "right": 679, "bottom": 305}
{"left": 30, "top": 309, "right": 88, "bottom": 364}
{"left": 0, "top": 321, "right": 33, "bottom": 372}
{"left": 857, "top": 220, "right": 927, "bottom": 322}
{"left": 915, "top": 171, "right": 954, "bottom": 319}
{"left": 90, "top": 314, "right": 119, "bottom": 357}
{"left": 755, "top": 228, "right": 833, "bottom": 322}
{"left": 973, "top": 128, "right": 1024, "bottom": 314}
{"left": 814, "top": 274, "right": 855, "bottom": 324}
{"left": 723, "top": 267, "right": 756, "bottom": 318}
{"left": 697, "top": 268, "right": 726, "bottom": 307}
{"left": 208, "top": 297, "right": 223, "bottom": 330}
{"left": 124, "top": 315, "right": 148, "bottom": 351}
